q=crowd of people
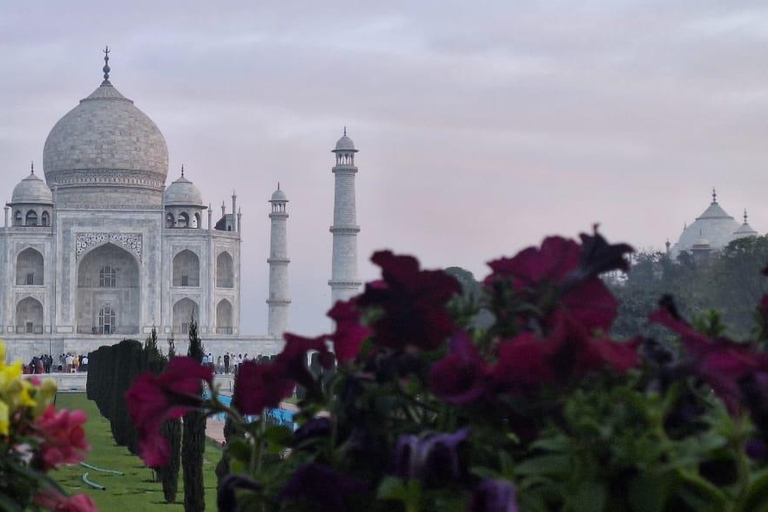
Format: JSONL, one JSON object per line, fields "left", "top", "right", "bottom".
{"left": 25, "top": 353, "right": 89, "bottom": 374}
{"left": 22, "top": 350, "right": 270, "bottom": 375}
{"left": 202, "top": 352, "right": 273, "bottom": 375}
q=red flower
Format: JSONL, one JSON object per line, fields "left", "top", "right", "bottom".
{"left": 125, "top": 356, "right": 213, "bottom": 467}
{"left": 233, "top": 360, "right": 294, "bottom": 415}
{"left": 34, "top": 406, "right": 89, "bottom": 470}
{"left": 278, "top": 333, "right": 333, "bottom": 389}
{"left": 36, "top": 490, "right": 98, "bottom": 512}
{"left": 430, "top": 332, "right": 491, "bottom": 405}
{"left": 357, "top": 251, "right": 461, "bottom": 351}
{"left": 650, "top": 306, "right": 762, "bottom": 412}
{"left": 327, "top": 299, "right": 372, "bottom": 364}
{"left": 492, "top": 313, "right": 639, "bottom": 393}
{"left": 484, "top": 235, "right": 626, "bottom": 332}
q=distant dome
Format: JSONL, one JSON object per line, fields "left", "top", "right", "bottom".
{"left": 270, "top": 187, "right": 287, "bottom": 202}
{"left": 11, "top": 171, "right": 52, "bottom": 205}
{"left": 731, "top": 220, "right": 759, "bottom": 241}
{"left": 165, "top": 174, "right": 203, "bottom": 206}
{"left": 333, "top": 135, "right": 356, "bottom": 152}
{"left": 671, "top": 195, "right": 740, "bottom": 257}
{"left": 43, "top": 82, "right": 168, "bottom": 187}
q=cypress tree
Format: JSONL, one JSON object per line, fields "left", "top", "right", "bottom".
{"left": 182, "top": 319, "right": 206, "bottom": 512}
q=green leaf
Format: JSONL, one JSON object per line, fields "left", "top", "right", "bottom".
{"left": 514, "top": 455, "right": 570, "bottom": 477}
{"left": 675, "top": 470, "right": 729, "bottom": 512}
{"left": 227, "top": 438, "right": 251, "bottom": 462}
{"left": 735, "top": 470, "right": 768, "bottom": 512}
{"left": 572, "top": 481, "right": 607, "bottom": 512}
{"left": 0, "top": 492, "right": 23, "bottom": 512}
{"left": 377, "top": 476, "right": 408, "bottom": 503}
{"left": 628, "top": 472, "right": 676, "bottom": 512}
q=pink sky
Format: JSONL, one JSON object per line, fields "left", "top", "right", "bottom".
{"left": 2, "top": 1, "right": 768, "bottom": 335}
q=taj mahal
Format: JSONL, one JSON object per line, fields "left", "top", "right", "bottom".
{"left": 1, "top": 50, "right": 362, "bottom": 361}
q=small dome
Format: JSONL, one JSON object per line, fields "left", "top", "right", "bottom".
{"left": 333, "top": 135, "right": 357, "bottom": 152}
{"left": 165, "top": 175, "right": 203, "bottom": 206}
{"left": 270, "top": 187, "right": 287, "bottom": 202}
{"left": 11, "top": 171, "right": 53, "bottom": 204}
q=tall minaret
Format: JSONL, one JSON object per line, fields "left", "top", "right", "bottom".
{"left": 329, "top": 129, "right": 362, "bottom": 305}
{"left": 267, "top": 184, "right": 290, "bottom": 337}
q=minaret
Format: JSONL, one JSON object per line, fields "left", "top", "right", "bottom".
{"left": 267, "top": 184, "right": 290, "bottom": 337}
{"left": 329, "top": 128, "right": 362, "bottom": 305}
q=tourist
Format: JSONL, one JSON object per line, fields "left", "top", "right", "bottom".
{"left": 65, "top": 353, "right": 73, "bottom": 373}
{"left": 81, "top": 354, "right": 88, "bottom": 372}
{"left": 202, "top": 353, "right": 209, "bottom": 366}
{"left": 217, "top": 355, "right": 222, "bottom": 374}
{"left": 223, "top": 353, "right": 230, "bottom": 374}
{"left": 73, "top": 355, "right": 80, "bottom": 373}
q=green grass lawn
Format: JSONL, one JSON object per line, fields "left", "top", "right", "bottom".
{"left": 53, "top": 393, "right": 221, "bottom": 511}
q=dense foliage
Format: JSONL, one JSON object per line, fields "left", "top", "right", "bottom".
{"left": 611, "top": 236, "right": 768, "bottom": 340}
{"left": 127, "top": 230, "right": 768, "bottom": 511}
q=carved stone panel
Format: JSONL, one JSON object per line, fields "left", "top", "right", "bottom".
{"left": 76, "top": 233, "right": 143, "bottom": 261}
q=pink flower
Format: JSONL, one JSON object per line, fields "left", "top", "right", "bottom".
{"left": 278, "top": 333, "right": 334, "bottom": 389}
{"left": 430, "top": 332, "right": 491, "bottom": 405}
{"left": 233, "top": 360, "right": 294, "bottom": 415}
{"left": 357, "top": 251, "right": 461, "bottom": 351}
{"left": 327, "top": 299, "right": 371, "bottom": 364}
{"left": 484, "top": 233, "right": 630, "bottom": 332}
{"left": 36, "top": 490, "right": 98, "bottom": 511}
{"left": 650, "top": 306, "right": 763, "bottom": 412}
{"left": 125, "top": 356, "right": 213, "bottom": 467}
{"left": 34, "top": 406, "right": 89, "bottom": 470}
{"left": 492, "top": 313, "right": 639, "bottom": 393}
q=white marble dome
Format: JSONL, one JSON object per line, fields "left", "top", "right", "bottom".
{"left": 43, "top": 83, "right": 168, "bottom": 182}
{"left": 270, "top": 187, "right": 287, "bottom": 202}
{"left": 334, "top": 135, "right": 356, "bottom": 152}
{"left": 11, "top": 171, "right": 52, "bottom": 204}
{"left": 165, "top": 174, "right": 203, "bottom": 206}
{"left": 671, "top": 195, "right": 742, "bottom": 257}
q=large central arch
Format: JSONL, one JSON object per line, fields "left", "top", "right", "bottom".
{"left": 77, "top": 243, "right": 140, "bottom": 334}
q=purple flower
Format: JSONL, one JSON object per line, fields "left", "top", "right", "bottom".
{"left": 746, "top": 440, "right": 768, "bottom": 460}
{"left": 293, "top": 417, "right": 332, "bottom": 447}
{"left": 278, "top": 463, "right": 365, "bottom": 512}
{"left": 394, "top": 428, "right": 470, "bottom": 487}
{"left": 469, "top": 479, "right": 519, "bottom": 512}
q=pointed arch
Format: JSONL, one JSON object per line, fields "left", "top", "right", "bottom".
{"left": 216, "top": 299, "right": 233, "bottom": 334}
{"left": 16, "top": 248, "right": 44, "bottom": 285}
{"left": 216, "top": 251, "right": 234, "bottom": 288}
{"left": 173, "top": 249, "right": 200, "bottom": 287}
{"left": 173, "top": 298, "right": 199, "bottom": 335}
{"left": 16, "top": 297, "right": 43, "bottom": 334}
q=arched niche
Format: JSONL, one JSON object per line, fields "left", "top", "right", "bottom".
{"left": 76, "top": 243, "right": 140, "bottom": 335}
{"left": 216, "top": 251, "right": 234, "bottom": 288}
{"left": 16, "top": 297, "right": 43, "bottom": 334}
{"left": 173, "top": 298, "right": 199, "bottom": 335}
{"left": 16, "top": 248, "right": 44, "bottom": 285}
{"left": 173, "top": 250, "right": 200, "bottom": 287}
{"left": 216, "top": 299, "right": 233, "bottom": 334}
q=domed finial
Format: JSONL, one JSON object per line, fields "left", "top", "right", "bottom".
{"left": 277, "top": 181, "right": 280, "bottom": 190}
{"left": 102, "top": 46, "right": 111, "bottom": 85}
{"left": 712, "top": 187, "right": 717, "bottom": 203}
{"left": 30, "top": 161, "right": 34, "bottom": 175}
{"left": 343, "top": 126, "right": 347, "bottom": 137}
{"left": 744, "top": 208, "right": 748, "bottom": 224}
{"left": 181, "top": 164, "right": 185, "bottom": 178}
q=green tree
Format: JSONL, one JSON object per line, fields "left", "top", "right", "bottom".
{"left": 182, "top": 319, "right": 206, "bottom": 512}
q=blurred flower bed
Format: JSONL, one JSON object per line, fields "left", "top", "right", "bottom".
{"left": 129, "top": 229, "right": 768, "bottom": 512}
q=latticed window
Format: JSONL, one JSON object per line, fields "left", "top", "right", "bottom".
{"left": 99, "top": 305, "right": 116, "bottom": 334}
{"left": 99, "top": 265, "right": 116, "bottom": 288}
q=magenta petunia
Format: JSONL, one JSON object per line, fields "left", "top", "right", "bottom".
{"left": 125, "top": 356, "right": 213, "bottom": 467}
{"left": 233, "top": 360, "right": 294, "bottom": 415}
{"left": 429, "top": 332, "right": 491, "bottom": 405}
{"left": 357, "top": 251, "right": 461, "bottom": 351}
{"left": 327, "top": 299, "right": 372, "bottom": 364}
